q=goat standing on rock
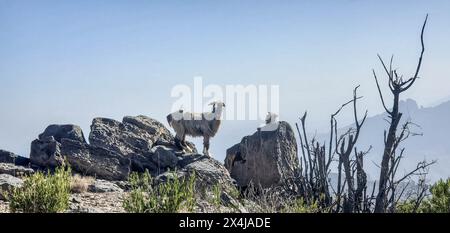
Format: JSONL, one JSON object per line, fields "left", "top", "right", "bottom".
{"left": 167, "top": 101, "right": 225, "bottom": 157}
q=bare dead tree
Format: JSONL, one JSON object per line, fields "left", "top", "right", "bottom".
{"left": 372, "top": 14, "right": 434, "bottom": 212}
{"left": 296, "top": 112, "right": 332, "bottom": 207}
{"left": 294, "top": 16, "right": 436, "bottom": 212}
{"left": 296, "top": 86, "right": 372, "bottom": 212}
{"left": 335, "top": 86, "right": 368, "bottom": 212}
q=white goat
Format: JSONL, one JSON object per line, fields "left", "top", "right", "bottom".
{"left": 258, "top": 112, "right": 279, "bottom": 131}
{"left": 265, "top": 112, "right": 279, "bottom": 124}
{"left": 167, "top": 101, "right": 225, "bottom": 157}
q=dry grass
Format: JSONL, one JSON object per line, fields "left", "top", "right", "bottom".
{"left": 70, "top": 175, "right": 94, "bottom": 193}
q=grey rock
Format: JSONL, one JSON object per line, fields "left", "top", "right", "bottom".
{"left": 88, "top": 179, "right": 123, "bottom": 193}
{"left": 224, "top": 121, "right": 300, "bottom": 189}
{"left": 157, "top": 154, "right": 236, "bottom": 190}
{"left": 155, "top": 170, "right": 187, "bottom": 183}
{"left": 88, "top": 116, "right": 195, "bottom": 175}
{"left": 184, "top": 156, "right": 236, "bottom": 189}
{"left": 89, "top": 116, "right": 174, "bottom": 156}
{"left": 0, "top": 163, "right": 34, "bottom": 177}
{"left": 0, "top": 149, "right": 30, "bottom": 166}
{"left": 30, "top": 136, "right": 65, "bottom": 168}
{"left": 150, "top": 145, "right": 178, "bottom": 169}
{"left": 157, "top": 155, "right": 247, "bottom": 212}
{"left": 30, "top": 136, "right": 130, "bottom": 180}
{"left": 59, "top": 139, "right": 130, "bottom": 181}
{"left": 112, "top": 180, "right": 131, "bottom": 191}
{"left": 128, "top": 152, "right": 158, "bottom": 174}
{"left": 29, "top": 115, "right": 200, "bottom": 181}
{"left": 39, "top": 124, "right": 87, "bottom": 143}
{"left": 177, "top": 153, "right": 205, "bottom": 167}
{"left": 0, "top": 174, "right": 23, "bottom": 200}
{"left": 123, "top": 115, "right": 174, "bottom": 144}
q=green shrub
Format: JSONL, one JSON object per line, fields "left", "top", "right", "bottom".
{"left": 397, "top": 178, "right": 450, "bottom": 213}
{"left": 211, "top": 183, "right": 222, "bottom": 207}
{"left": 228, "top": 186, "right": 241, "bottom": 200}
{"left": 8, "top": 166, "right": 71, "bottom": 213}
{"left": 283, "top": 198, "right": 320, "bottom": 213}
{"left": 396, "top": 199, "right": 419, "bottom": 213}
{"left": 123, "top": 170, "right": 196, "bottom": 213}
{"left": 421, "top": 178, "right": 450, "bottom": 213}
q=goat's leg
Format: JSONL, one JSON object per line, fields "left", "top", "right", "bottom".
{"left": 174, "top": 134, "right": 185, "bottom": 151}
{"left": 203, "top": 136, "right": 210, "bottom": 157}
{"left": 181, "top": 134, "right": 194, "bottom": 153}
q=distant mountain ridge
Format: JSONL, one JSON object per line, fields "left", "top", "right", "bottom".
{"left": 318, "top": 98, "right": 450, "bottom": 181}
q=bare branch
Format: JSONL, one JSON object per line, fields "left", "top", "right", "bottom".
{"left": 400, "top": 14, "right": 428, "bottom": 92}
{"left": 373, "top": 69, "right": 392, "bottom": 114}
{"left": 394, "top": 160, "right": 436, "bottom": 185}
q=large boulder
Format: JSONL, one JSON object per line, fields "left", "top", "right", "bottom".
{"left": 0, "top": 149, "right": 30, "bottom": 166}
{"left": 157, "top": 154, "right": 247, "bottom": 212}
{"left": 0, "top": 174, "right": 23, "bottom": 200}
{"left": 39, "top": 124, "right": 87, "bottom": 144}
{"left": 30, "top": 124, "right": 88, "bottom": 168}
{"left": 30, "top": 136, "right": 65, "bottom": 168}
{"left": 179, "top": 154, "right": 236, "bottom": 188}
{"left": 157, "top": 154, "right": 236, "bottom": 192}
{"left": 88, "top": 116, "right": 195, "bottom": 174}
{"left": 224, "top": 121, "right": 300, "bottom": 189}
{"left": 60, "top": 139, "right": 130, "bottom": 180}
{"left": 89, "top": 116, "right": 174, "bottom": 156}
{"left": 30, "top": 134, "right": 130, "bottom": 181}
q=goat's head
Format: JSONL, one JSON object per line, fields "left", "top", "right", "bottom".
{"left": 209, "top": 101, "right": 226, "bottom": 113}
{"left": 265, "top": 112, "right": 279, "bottom": 124}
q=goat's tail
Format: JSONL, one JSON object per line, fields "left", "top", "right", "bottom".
{"left": 166, "top": 114, "right": 173, "bottom": 127}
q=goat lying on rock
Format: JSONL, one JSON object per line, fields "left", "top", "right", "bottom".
{"left": 167, "top": 101, "right": 225, "bottom": 157}
{"left": 258, "top": 112, "right": 279, "bottom": 132}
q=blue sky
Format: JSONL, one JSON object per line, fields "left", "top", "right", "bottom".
{"left": 1, "top": 1, "right": 450, "bottom": 161}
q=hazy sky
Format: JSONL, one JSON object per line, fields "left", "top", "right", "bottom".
{"left": 1, "top": 1, "right": 449, "bottom": 162}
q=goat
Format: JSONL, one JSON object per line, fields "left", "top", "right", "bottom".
{"left": 265, "top": 112, "right": 278, "bottom": 124}
{"left": 258, "top": 112, "right": 279, "bottom": 131}
{"left": 167, "top": 101, "right": 225, "bottom": 157}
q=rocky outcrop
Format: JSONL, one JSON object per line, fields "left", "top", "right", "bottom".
{"left": 0, "top": 163, "right": 34, "bottom": 177}
{"left": 0, "top": 113, "right": 273, "bottom": 213}
{"left": 224, "top": 121, "right": 300, "bottom": 189}
{"left": 88, "top": 116, "right": 196, "bottom": 173}
{"left": 39, "top": 124, "right": 87, "bottom": 144}
{"left": 29, "top": 116, "right": 198, "bottom": 180}
{"left": 0, "top": 149, "right": 30, "bottom": 166}
{"left": 89, "top": 116, "right": 174, "bottom": 155}
{"left": 0, "top": 174, "right": 23, "bottom": 200}
{"left": 30, "top": 135, "right": 130, "bottom": 180}
{"left": 30, "top": 136, "right": 65, "bottom": 168}
{"left": 181, "top": 154, "right": 236, "bottom": 189}
{"left": 157, "top": 154, "right": 247, "bottom": 213}
{"left": 61, "top": 139, "right": 131, "bottom": 180}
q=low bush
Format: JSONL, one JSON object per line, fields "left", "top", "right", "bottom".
{"left": 123, "top": 170, "right": 196, "bottom": 213}
{"left": 8, "top": 165, "right": 71, "bottom": 213}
